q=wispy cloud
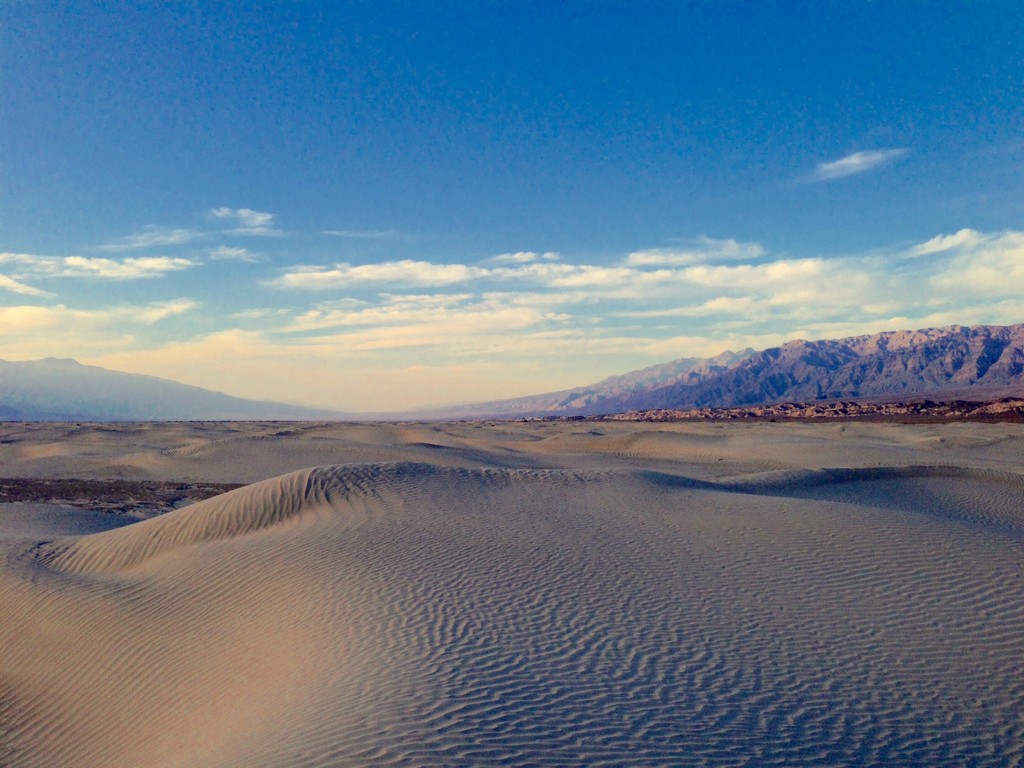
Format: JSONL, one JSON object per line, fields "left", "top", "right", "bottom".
{"left": 0, "top": 273, "right": 54, "bottom": 298}
{"left": 811, "top": 148, "right": 908, "bottom": 182}
{"left": 58, "top": 256, "right": 197, "bottom": 279}
{"left": 625, "top": 237, "right": 765, "bottom": 266}
{"left": 1, "top": 252, "right": 198, "bottom": 280}
{"left": 927, "top": 229, "right": 1024, "bottom": 297}
{"left": 133, "top": 299, "right": 199, "bottom": 323}
{"left": 488, "top": 251, "right": 561, "bottom": 265}
{"left": 97, "top": 226, "right": 201, "bottom": 251}
{"left": 0, "top": 299, "right": 198, "bottom": 359}
{"left": 282, "top": 293, "right": 559, "bottom": 350}
{"left": 909, "top": 228, "right": 983, "bottom": 257}
{"left": 230, "top": 307, "right": 292, "bottom": 321}
{"left": 494, "top": 263, "right": 677, "bottom": 291}
{"left": 210, "top": 245, "right": 261, "bottom": 262}
{"left": 624, "top": 295, "right": 760, "bottom": 319}
{"left": 270, "top": 260, "right": 488, "bottom": 289}
{"left": 210, "top": 207, "right": 282, "bottom": 236}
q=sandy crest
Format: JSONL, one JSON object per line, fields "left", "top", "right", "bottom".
{"left": 1, "top": 421, "right": 1023, "bottom": 766}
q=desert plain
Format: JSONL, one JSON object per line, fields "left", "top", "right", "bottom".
{"left": 1, "top": 418, "right": 1022, "bottom": 767}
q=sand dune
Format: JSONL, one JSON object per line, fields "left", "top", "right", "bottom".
{"left": 2, "top": 422, "right": 1023, "bottom": 767}
{"left": 3, "top": 419, "right": 1023, "bottom": 484}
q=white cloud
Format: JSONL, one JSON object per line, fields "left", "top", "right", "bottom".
{"left": 682, "top": 258, "right": 827, "bottom": 287}
{"left": 0, "top": 300, "right": 194, "bottom": 330}
{"left": 625, "top": 237, "right": 765, "bottom": 266}
{"left": 289, "top": 324, "right": 648, "bottom": 360}
{"left": 909, "top": 228, "right": 983, "bottom": 257}
{"left": 268, "top": 259, "right": 578, "bottom": 293}
{"left": 491, "top": 262, "right": 686, "bottom": 298}
{"left": 0, "top": 300, "right": 198, "bottom": 359}
{"left": 283, "top": 293, "right": 553, "bottom": 339}
{"left": 270, "top": 258, "right": 682, "bottom": 295}
{"left": 229, "top": 308, "right": 292, "bottom": 321}
{"left": 60, "top": 255, "right": 197, "bottom": 279}
{"left": 811, "top": 148, "right": 908, "bottom": 181}
{"left": 210, "top": 245, "right": 260, "bottom": 262}
{"left": 524, "top": 264, "right": 674, "bottom": 289}
{"left": 211, "top": 207, "right": 274, "bottom": 227}
{"left": 0, "top": 273, "right": 53, "bottom": 297}
{"left": 488, "top": 251, "right": 561, "bottom": 265}
{"left": 210, "top": 207, "right": 282, "bottom": 236}
{"left": 625, "top": 296, "right": 760, "bottom": 318}
{"left": 97, "top": 226, "right": 201, "bottom": 251}
{"left": 0, "top": 252, "right": 197, "bottom": 280}
{"left": 0, "top": 304, "right": 94, "bottom": 334}
{"left": 270, "top": 260, "right": 488, "bottom": 289}
{"left": 929, "top": 230, "right": 1024, "bottom": 297}
{"left": 612, "top": 256, "right": 879, "bottom": 327}
{"left": 134, "top": 299, "right": 199, "bottom": 323}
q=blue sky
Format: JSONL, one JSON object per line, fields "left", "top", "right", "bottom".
{"left": 2, "top": 2, "right": 1023, "bottom": 411}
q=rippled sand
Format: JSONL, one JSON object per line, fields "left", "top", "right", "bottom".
{"left": 1, "top": 420, "right": 1023, "bottom": 766}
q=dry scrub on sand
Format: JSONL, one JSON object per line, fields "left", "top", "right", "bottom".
{"left": 1, "top": 420, "right": 1023, "bottom": 766}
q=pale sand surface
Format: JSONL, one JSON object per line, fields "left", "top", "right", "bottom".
{"left": 1, "top": 420, "right": 1023, "bottom": 766}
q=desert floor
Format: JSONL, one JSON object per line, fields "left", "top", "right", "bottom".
{"left": 1, "top": 419, "right": 1023, "bottom": 767}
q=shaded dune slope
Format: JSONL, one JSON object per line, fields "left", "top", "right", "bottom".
{"left": 3, "top": 463, "right": 1024, "bottom": 767}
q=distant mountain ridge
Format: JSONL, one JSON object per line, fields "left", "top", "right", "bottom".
{"left": 436, "top": 323, "right": 1024, "bottom": 418}
{"left": 0, "top": 358, "right": 346, "bottom": 421}
{"left": 600, "top": 323, "right": 1024, "bottom": 414}
{"left": 421, "top": 349, "right": 754, "bottom": 418}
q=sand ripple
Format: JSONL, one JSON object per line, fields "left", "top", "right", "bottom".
{"left": 2, "top": 462, "right": 1023, "bottom": 766}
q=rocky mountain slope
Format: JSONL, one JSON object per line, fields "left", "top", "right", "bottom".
{"left": 438, "top": 323, "right": 1024, "bottom": 418}
{"left": 583, "top": 323, "right": 1024, "bottom": 415}
{"left": 421, "top": 349, "right": 753, "bottom": 418}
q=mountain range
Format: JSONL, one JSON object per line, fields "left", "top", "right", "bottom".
{"left": 1, "top": 323, "right": 1022, "bottom": 421}
{"left": 441, "top": 323, "right": 1024, "bottom": 418}
{"left": 0, "top": 358, "right": 346, "bottom": 421}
